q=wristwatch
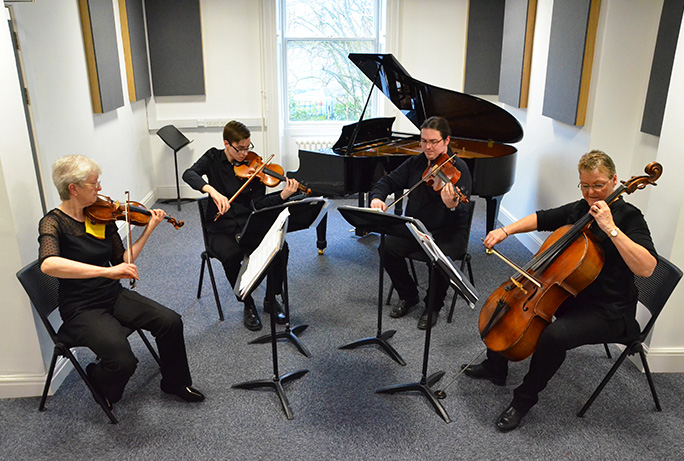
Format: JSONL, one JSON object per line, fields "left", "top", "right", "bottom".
{"left": 609, "top": 228, "right": 619, "bottom": 238}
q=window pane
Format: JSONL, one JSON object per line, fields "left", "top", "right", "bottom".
{"left": 287, "top": 40, "right": 374, "bottom": 122}
{"left": 286, "top": 0, "right": 375, "bottom": 38}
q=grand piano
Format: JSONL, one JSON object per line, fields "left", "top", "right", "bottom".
{"left": 288, "top": 53, "right": 523, "bottom": 251}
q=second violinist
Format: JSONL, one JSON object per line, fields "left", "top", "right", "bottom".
{"left": 370, "top": 116, "right": 472, "bottom": 329}
{"left": 182, "top": 120, "right": 301, "bottom": 331}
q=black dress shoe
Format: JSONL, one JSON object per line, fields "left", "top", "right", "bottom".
{"left": 86, "top": 362, "right": 113, "bottom": 410}
{"left": 161, "top": 381, "right": 206, "bottom": 402}
{"left": 417, "top": 309, "right": 439, "bottom": 330}
{"left": 243, "top": 303, "right": 262, "bottom": 331}
{"left": 496, "top": 405, "right": 526, "bottom": 432}
{"left": 390, "top": 297, "right": 419, "bottom": 318}
{"left": 461, "top": 362, "right": 506, "bottom": 386}
{"left": 263, "top": 298, "right": 287, "bottom": 324}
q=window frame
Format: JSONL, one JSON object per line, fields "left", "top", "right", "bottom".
{"left": 278, "top": 0, "right": 386, "bottom": 128}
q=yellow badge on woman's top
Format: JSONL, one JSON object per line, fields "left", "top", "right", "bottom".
{"left": 85, "top": 218, "right": 106, "bottom": 239}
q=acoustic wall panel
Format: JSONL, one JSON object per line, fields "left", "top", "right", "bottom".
{"left": 464, "top": 0, "right": 505, "bottom": 95}
{"left": 542, "top": 0, "right": 601, "bottom": 126}
{"left": 119, "top": 0, "right": 151, "bottom": 102}
{"left": 145, "top": 0, "right": 205, "bottom": 96}
{"left": 499, "top": 0, "right": 537, "bottom": 108}
{"left": 641, "top": 0, "right": 684, "bottom": 137}
{"left": 78, "top": 0, "right": 124, "bottom": 113}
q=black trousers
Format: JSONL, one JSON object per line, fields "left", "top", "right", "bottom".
{"left": 380, "top": 227, "right": 467, "bottom": 312}
{"left": 208, "top": 231, "right": 288, "bottom": 305}
{"left": 482, "top": 303, "right": 640, "bottom": 412}
{"left": 58, "top": 289, "right": 193, "bottom": 403}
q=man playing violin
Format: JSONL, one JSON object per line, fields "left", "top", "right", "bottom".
{"left": 370, "top": 116, "right": 472, "bottom": 329}
{"left": 39, "top": 155, "right": 204, "bottom": 408}
{"left": 463, "top": 150, "right": 657, "bottom": 432}
{"left": 182, "top": 120, "right": 300, "bottom": 331}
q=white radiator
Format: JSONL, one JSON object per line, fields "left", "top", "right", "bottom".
{"left": 294, "top": 138, "right": 336, "bottom": 151}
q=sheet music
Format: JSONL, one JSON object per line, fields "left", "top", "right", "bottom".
{"left": 406, "top": 222, "right": 478, "bottom": 307}
{"left": 236, "top": 208, "right": 290, "bottom": 299}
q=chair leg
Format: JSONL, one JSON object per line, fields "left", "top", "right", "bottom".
{"left": 638, "top": 349, "right": 662, "bottom": 411}
{"left": 197, "top": 254, "right": 207, "bottom": 299}
{"left": 39, "top": 351, "right": 59, "bottom": 411}
{"left": 137, "top": 330, "right": 161, "bottom": 367}
{"left": 64, "top": 347, "right": 118, "bottom": 424}
{"left": 603, "top": 343, "right": 612, "bottom": 359}
{"left": 577, "top": 347, "right": 631, "bottom": 417}
{"left": 447, "top": 290, "right": 458, "bottom": 323}
{"left": 386, "top": 283, "right": 395, "bottom": 305}
{"left": 206, "top": 258, "right": 224, "bottom": 321}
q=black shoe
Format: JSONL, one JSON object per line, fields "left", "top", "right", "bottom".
{"left": 263, "top": 297, "right": 286, "bottom": 324}
{"left": 496, "top": 405, "right": 526, "bottom": 432}
{"left": 390, "top": 297, "right": 419, "bottom": 318}
{"left": 417, "top": 309, "right": 439, "bottom": 330}
{"left": 161, "top": 381, "right": 205, "bottom": 402}
{"left": 243, "top": 303, "right": 262, "bottom": 331}
{"left": 86, "top": 363, "right": 113, "bottom": 410}
{"left": 461, "top": 362, "right": 506, "bottom": 386}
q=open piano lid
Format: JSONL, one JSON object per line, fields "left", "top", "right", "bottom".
{"left": 349, "top": 53, "right": 524, "bottom": 144}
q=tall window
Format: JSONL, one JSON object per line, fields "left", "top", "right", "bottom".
{"left": 281, "top": 0, "right": 385, "bottom": 123}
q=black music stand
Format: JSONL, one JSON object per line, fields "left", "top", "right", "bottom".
{"left": 231, "top": 209, "right": 308, "bottom": 420}
{"left": 337, "top": 206, "right": 430, "bottom": 366}
{"left": 239, "top": 197, "right": 329, "bottom": 357}
{"left": 375, "top": 221, "right": 478, "bottom": 423}
{"left": 156, "top": 124, "right": 194, "bottom": 212}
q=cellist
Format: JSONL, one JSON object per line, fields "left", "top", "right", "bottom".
{"left": 462, "top": 150, "right": 657, "bottom": 432}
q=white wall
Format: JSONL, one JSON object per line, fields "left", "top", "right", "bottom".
{"left": 2, "top": 0, "right": 684, "bottom": 398}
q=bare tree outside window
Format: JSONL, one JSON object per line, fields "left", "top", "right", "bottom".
{"left": 284, "top": 0, "right": 382, "bottom": 122}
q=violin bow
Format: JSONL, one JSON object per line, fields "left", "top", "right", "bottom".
{"left": 124, "top": 191, "right": 137, "bottom": 290}
{"left": 214, "top": 154, "right": 275, "bottom": 221}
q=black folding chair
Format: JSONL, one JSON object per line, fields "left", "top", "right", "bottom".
{"left": 196, "top": 196, "right": 225, "bottom": 321}
{"left": 577, "top": 254, "right": 682, "bottom": 417}
{"left": 16, "top": 259, "right": 161, "bottom": 424}
{"left": 386, "top": 201, "right": 476, "bottom": 323}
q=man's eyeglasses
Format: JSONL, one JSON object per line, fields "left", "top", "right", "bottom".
{"left": 81, "top": 180, "right": 101, "bottom": 188}
{"left": 578, "top": 182, "right": 608, "bottom": 192}
{"left": 419, "top": 138, "right": 445, "bottom": 147}
{"left": 230, "top": 142, "right": 254, "bottom": 152}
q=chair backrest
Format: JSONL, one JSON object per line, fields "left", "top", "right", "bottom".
{"left": 197, "top": 197, "right": 213, "bottom": 253}
{"left": 156, "top": 124, "right": 191, "bottom": 152}
{"left": 16, "top": 259, "right": 61, "bottom": 341}
{"left": 634, "top": 254, "right": 682, "bottom": 337}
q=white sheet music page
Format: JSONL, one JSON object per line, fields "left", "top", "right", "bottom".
{"left": 238, "top": 208, "right": 290, "bottom": 298}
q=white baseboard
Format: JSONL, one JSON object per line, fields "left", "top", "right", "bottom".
{"left": 637, "top": 346, "right": 684, "bottom": 373}
{"left": 155, "top": 184, "right": 204, "bottom": 200}
{"left": 0, "top": 356, "right": 73, "bottom": 399}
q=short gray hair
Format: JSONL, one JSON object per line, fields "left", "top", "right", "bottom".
{"left": 52, "top": 155, "right": 102, "bottom": 200}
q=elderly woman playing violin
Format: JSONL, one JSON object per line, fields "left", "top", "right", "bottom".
{"left": 462, "top": 150, "right": 657, "bottom": 432}
{"left": 39, "top": 155, "right": 204, "bottom": 408}
{"left": 182, "top": 120, "right": 300, "bottom": 332}
{"left": 370, "top": 116, "right": 472, "bottom": 330}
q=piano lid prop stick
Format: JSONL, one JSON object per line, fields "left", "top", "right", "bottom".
{"left": 214, "top": 154, "right": 275, "bottom": 221}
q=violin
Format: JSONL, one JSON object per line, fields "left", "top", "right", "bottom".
{"left": 385, "top": 151, "right": 468, "bottom": 210}
{"left": 233, "top": 151, "right": 312, "bottom": 195}
{"left": 85, "top": 194, "right": 184, "bottom": 230}
{"left": 422, "top": 152, "right": 469, "bottom": 203}
{"left": 477, "top": 162, "right": 662, "bottom": 361}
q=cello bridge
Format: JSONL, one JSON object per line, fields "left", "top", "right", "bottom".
{"left": 509, "top": 277, "right": 528, "bottom": 295}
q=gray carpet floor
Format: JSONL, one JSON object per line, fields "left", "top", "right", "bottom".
{"left": 2, "top": 197, "right": 684, "bottom": 460}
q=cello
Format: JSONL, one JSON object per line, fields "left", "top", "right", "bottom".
{"left": 477, "top": 162, "right": 662, "bottom": 362}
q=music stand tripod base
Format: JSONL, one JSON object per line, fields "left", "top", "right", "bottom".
{"left": 249, "top": 323, "right": 311, "bottom": 358}
{"left": 232, "top": 369, "right": 309, "bottom": 420}
{"left": 376, "top": 371, "right": 451, "bottom": 423}
{"left": 339, "top": 330, "right": 406, "bottom": 366}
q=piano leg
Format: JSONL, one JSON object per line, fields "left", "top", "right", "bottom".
{"left": 315, "top": 216, "right": 328, "bottom": 255}
{"left": 483, "top": 195, "right": 503, "bottom": 235}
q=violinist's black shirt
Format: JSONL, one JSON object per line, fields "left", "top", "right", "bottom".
{"left": 536, "top": 196, "right": 657, "bottom": 319}
{"left": 182, "top": 147, "right": 286, "bottom": 235}
{"left": 38, "top": 209, "right": 124, "bottom": 322}
{"left": 369, "top": 149, "right": 472, "bottom": 232}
